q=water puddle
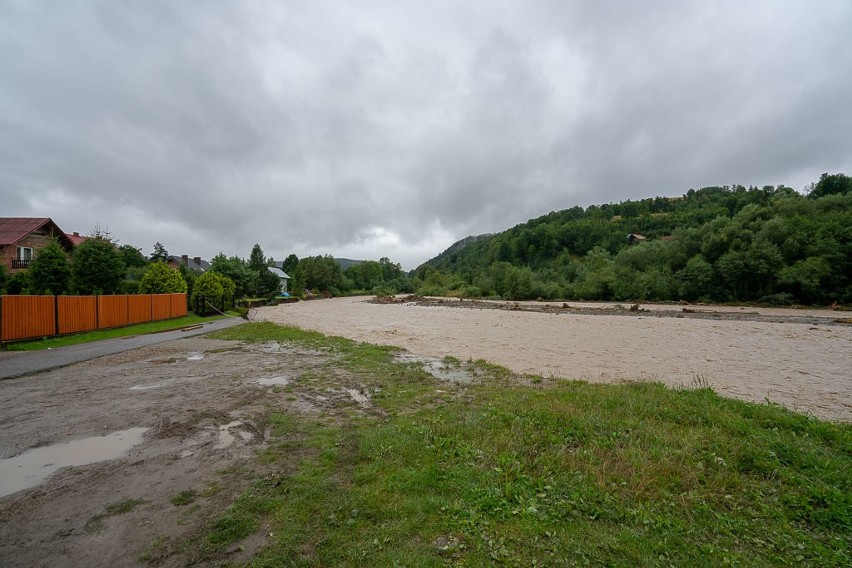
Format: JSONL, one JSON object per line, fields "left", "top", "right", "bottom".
{"left": 255, "top": 376, "right": 290, "bottom": 387}
{"left": 343, "top": 388, "right": 369, "bottom": 404}
{"left": 130, "top": 384, "right": 162, "bottom": 391}
{"left": 0, "top": 427, "right": 148, "bottom": 498}
{"left": 395, "top": 353, "right": 475, "bottom": 383}
{"left": 187, "top": 352, "right": 204, "bottom": 361}
{"left": 214, "top": 421, "right": 256, "bottom": 450}
{"left": 260, "top": 341, "right": 282, "bottom": 353}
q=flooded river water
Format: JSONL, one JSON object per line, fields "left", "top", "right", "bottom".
{"left": 254, "top": 296, "right": 852, "bottom": 422}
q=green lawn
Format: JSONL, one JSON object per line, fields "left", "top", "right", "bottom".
{"left": 190, "top": 323, "right": 851, "bottom": 566}
{"left": 2, "top": 314, "right": 234, "bottom": 351}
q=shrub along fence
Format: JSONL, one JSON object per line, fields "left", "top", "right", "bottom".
{"left": 191, "top": 294, "right": 235, "bottom": 317}
{"left": 0, "top": 293, "right": 187, "bottom": 343}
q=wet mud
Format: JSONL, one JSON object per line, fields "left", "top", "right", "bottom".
{"left": 0, "top": 336, "right": 380, "bottom": 567}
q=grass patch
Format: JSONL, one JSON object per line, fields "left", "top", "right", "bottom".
{"left": 85, "top": 498, "right": 146, "bottom": 533}
{"left": 170, "top": 490, "right": 198, "bottom": 506}
{"left": 198, "top": 322, "right": 851, "bottom": 566}
{"left": 3, "top": 314, "right": 235, "bottom": 351}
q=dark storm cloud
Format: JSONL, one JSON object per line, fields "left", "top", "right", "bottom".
{"left": 2, "top": 1, "right": 850, "bottom": 268}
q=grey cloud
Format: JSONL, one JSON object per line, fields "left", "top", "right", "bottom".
{"left": 2, "top": 1, "right": 851, "bottom": 269}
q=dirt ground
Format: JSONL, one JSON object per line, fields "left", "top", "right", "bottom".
{"left": 254, "top": 296, "right": 852, "bottom": 422}
{"left": 0, "top": 336, "right": 379, "bottom": 567}
{"left": 0, "top": 297, "right": 849, "bottom": 567}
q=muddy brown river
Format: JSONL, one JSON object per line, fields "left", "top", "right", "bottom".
{"left": 254, "top": 297, "right": 852, "bottom": 422}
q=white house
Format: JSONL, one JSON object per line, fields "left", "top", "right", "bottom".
{"left": 268, "top": 266, "right": 290, "bottom": 293}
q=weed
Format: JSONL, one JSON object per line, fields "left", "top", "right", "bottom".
{"left": 105, "top": 498, "right": 144, "bottom": 515}
{"left": 85, "top": 498, "right": 145, "bottom": 534}
{"left": 170, "top": 490, "right": 198, "bottom": 506}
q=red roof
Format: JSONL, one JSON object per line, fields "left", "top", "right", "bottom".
{"left": 66, "top": 232, "right": 89, "bottom": 246}
{"left": 0, "top": 217, "right": 75, "bottom": 250}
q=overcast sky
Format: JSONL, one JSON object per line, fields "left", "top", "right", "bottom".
{"left": 2, "top": 1, "right": 851, "bottom": 269}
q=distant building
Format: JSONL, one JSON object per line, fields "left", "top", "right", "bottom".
{"left": 65, "top": 231, "right": 89, "bottom": 247}
{"left": 167, "top": 255, "right": 210, "bottom": 272}
{"left": 626, "top": 233, "right": 647, "bottom": 244}
{"left": 268, "top": 266, "right": 290, "bottom": 293}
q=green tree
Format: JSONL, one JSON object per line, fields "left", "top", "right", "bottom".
{"left": 191, "top": 271, "right": 224, "bottom": 315}
{"left": 120, "top": 244, "right": 148, "bottom": 268}
{"left": 150, "top": 242, "right": 169, "bottom": 263}
{"left": 779, "top": 257, "right": 832, "bottom": 304}
{"left": 72, "top": 235, "right": 125, "bottom": 294}
{"left": 190, "top": 271, "right": 235, "bottom": 314}
{"left": 248, "top": 244, "right": 266, "bottom": 273}
{"left": 0, "top": 263, "right": 6, "bottom": 292}
{"left": 297, "top": 255, "right": 344, "bottom": 292}
{"left": 139, "top": 261, "right": 188, "bottom": 294}
{"left": 210, "top": 253, "right": 254, "bottom": 297}
{"left": 282, "top": 254, "right": 299, "bottom": 275}
{"left": 247, "top": 244, "right": 280, "bottom": 297}
{"left": 809, "top": 173, "right": 852, "bottom": 198}
{"left": 676, "top": 256, "right": 716, "bottom": 301}
{"left": 27, "top": 238, "right": 71, "bottom": 295}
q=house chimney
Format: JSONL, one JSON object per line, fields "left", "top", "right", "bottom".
{"left": 73, "top": 232, "right": 80, "bottom": 237}
{"left": 193, "top": 256, "right": 201, "bottom": 266}
{"left": 181, "top": 254, "right": 188, "bottom": 266}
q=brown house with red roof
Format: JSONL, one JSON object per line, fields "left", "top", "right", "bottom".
{"left": 0, "top": 218, "right": 75, "bottom": 273}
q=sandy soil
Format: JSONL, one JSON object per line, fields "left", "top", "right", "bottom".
{"left": 254, "top": 296, "right": 852, "bottom": 422}
{"left": 0, "top": 336, "right": 378, "bottom": 567}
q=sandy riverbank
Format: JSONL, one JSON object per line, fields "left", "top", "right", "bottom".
{"left": 254, "top": 297, "right": 852, "bottom": 422}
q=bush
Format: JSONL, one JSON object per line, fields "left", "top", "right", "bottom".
{"left": 139, "top": 262, "right": 187, "bottom": 294}
{"left": 371, "top": 284, "right": 395, "bottom": 297}
{"left": 757, "top": 292, "right": 795, "bottom": 306}
{"left": 191, "top": 271, "right": 235, "bottom": 315}
{"left": 461, "top": 285, "right": 482, "bottom": 298}
{"left": 118, "top": 280, "right": 140, "bottom": 295}
{"left": 139, "top": 262, "right": 188, "bottom": 294}
{"left": 6, "top": 271, "right": 29, "bottom": 295}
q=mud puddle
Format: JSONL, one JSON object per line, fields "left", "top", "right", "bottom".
{"left": 255, "top": 376, "right": 291, "bottom": 387}
{"left": 213, "top": 421, "right": 256, "bottom": 450}
{"left": 0, "top": 427, "right": 148, "bottom": 498}
{"left": 395, "top": 353, "right": 475, "bottom": 383}
{"left": 343, "top": 388, "right": 370, "bottom": 404}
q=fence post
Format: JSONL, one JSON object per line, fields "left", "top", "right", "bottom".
{"left": 54, "top": 295, "right": 60, "bottom": 338}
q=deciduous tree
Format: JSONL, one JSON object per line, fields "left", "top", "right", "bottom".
{"left": 139, "top": 261, "right": 188, "bottom": 294}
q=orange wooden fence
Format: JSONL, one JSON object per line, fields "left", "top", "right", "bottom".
{"left": 0, "top": 293, "right": 187, "bottom": 342}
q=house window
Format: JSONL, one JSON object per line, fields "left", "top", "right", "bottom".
{"left": 13, "top": 246, "right": 34, "bottom": 269}
{"left": 16, "top": 246, "right": 33, "bottom": 261}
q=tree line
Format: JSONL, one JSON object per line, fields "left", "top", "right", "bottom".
{"left": 413, "top": 173, "right": 852, "bottom": 305}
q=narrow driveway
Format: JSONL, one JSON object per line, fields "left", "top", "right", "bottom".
{"left": 0, "top": 317, "right": 246, "bottom": 380}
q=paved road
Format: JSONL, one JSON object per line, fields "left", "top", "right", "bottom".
{"left": 0, "top": 317, "right": 247, "bottom": 380}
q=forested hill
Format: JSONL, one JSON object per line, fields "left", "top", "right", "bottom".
{"left": 413, "top": 174, "right": 852, "bottom": 305}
